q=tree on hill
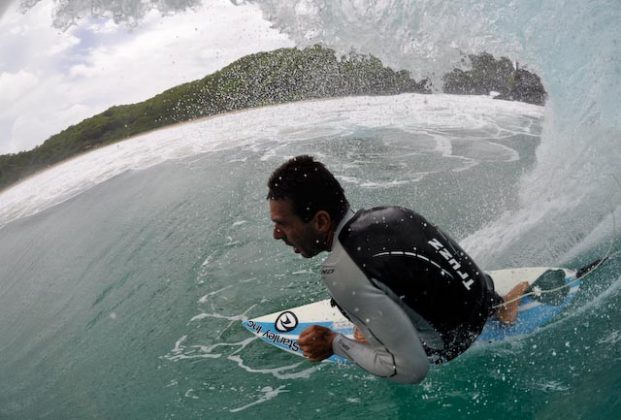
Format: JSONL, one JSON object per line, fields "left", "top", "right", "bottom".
{"left": 442, "top": 52, "right": 546, "bottom": 105}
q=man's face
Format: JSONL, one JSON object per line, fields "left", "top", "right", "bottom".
{"left": 269, "top": 198, "right": 324, "bottom": 258}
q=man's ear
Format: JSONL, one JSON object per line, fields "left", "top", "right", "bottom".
{"left": 313, "top": 210, "right": 332, "bottom": 233}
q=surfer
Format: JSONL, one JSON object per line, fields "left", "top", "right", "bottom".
{"left": 267, "top": 155, "right": 529, "bottom": 384}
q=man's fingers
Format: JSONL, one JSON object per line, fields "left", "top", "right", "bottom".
{"left": 298, "top": 325, "right": 318, "bottom": 340}
{"left": 298, "top": 333, "right": 314, "bottom": 346}
{"left": 299, "top": 325, "right": 326, "bottom": 344}
{"left": 297, "top": 325, "right": 335, "bottom": 362}
{"left": 302, "top": 350, "right": 323, "bottom": 362}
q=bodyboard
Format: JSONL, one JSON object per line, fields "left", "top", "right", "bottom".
{"left": 242, "top": 267, "right": 580, "bottom": 362}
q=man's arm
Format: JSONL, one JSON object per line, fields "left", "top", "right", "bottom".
{"left": 298, "top": 284, "right": 430, "bottom": 384}
{"left": 331, "top": 284, "right": 430, "bottom": 384}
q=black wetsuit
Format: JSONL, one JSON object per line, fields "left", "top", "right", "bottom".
{"left": 322, "top": 207, "right": 503, "bottom": 384}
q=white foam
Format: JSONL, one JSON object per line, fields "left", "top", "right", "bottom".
{"left": 184, "top": 389, "right": 199, "bottom": 400}
{"left": 226, "top": 355, "right": 319, "bottom": 380}
{"left": 229, "top": 385, "right": 289, "bottom": 413}
{"left": 198, "top": 285, "right": 233, "bottom": 304}
{"left": 359, "top": 179, "right": 417, "bottom": 189}
{"left": 164, "top": 336, "right": 258, "bottom": 362}
{"left": 188, "top": 305, "right": 256, "bottom": 323}
{"left": 531, "top": 380, "right": 570, "bottom": 393}
{"left": 172, "top": 335, "right": 187, "bottom": 353}
{"left": 598, "top": 330, "right": 621, "bottom": 345}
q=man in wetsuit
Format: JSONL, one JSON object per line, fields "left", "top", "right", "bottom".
{"left": 267, "top": 155, "right": 528, "bottom": 384}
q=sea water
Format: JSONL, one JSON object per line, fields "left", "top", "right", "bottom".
{"left": 1, "top": 1, "right": 621, "bottom": 419}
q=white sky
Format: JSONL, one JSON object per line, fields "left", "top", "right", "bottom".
{"left": 0, "top": 0, "right": 293, "bottom": 154}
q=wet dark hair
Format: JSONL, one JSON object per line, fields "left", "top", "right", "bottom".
{"left": 267, "top": 155, "right": 349, "bottom": 223}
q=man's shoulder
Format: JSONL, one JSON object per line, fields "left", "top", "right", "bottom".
{"left": 348, "top": 206, "right": 425, "bottom": 228}
{"left": 337, "top": 206, "right": 430, "bottom": 252}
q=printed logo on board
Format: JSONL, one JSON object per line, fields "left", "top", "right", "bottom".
{"left": 275, "top": 311, "right": 298, "bottom": 332}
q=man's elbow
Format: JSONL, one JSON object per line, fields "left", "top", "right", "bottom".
{"left": 390, "top": 360, "right": 429, "bottom": 385}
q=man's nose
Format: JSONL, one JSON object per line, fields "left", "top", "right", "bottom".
{"left": 273, "top": 226, "right": 283, "bottom": 240}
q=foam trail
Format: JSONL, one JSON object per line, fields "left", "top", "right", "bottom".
{"left": 189, "top": 312, "right": 247, "bottom": 322}
{"left": 227, "top": 355, "right": 319, "bottom": 380}
{"left": 229, "top": 385, "right": 289, "bottom": 413}
{"left": 598, "top": 330, "right": 621, "bottom": 346}
{"left": 198, "top": 285, "right": 233, "bottom": 303}
{"left": 164, "top": 336, "right": 258, "bottom": 362}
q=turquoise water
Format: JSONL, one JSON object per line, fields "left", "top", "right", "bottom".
{"left": 2, "top": 0, "right": 621, "bottom": 418}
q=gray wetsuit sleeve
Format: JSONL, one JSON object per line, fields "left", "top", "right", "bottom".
{"left": 331, "top": 290, "right": 429, "bottom": 384}
{"left": 323, "top": 237, "right": 430, "bottom": 384}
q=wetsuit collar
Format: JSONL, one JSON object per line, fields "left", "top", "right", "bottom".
{"left": 329, "top": 207, "right": 356, "bottom": 252}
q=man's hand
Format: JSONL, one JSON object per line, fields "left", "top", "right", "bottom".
{"left": 298, "top": 325, "right": 336, "bottom": 362}
{"left": 353, "top": 326, "right": 368, "bottom": 344}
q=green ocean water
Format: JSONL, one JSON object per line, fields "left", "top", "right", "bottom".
{"left": 1, "top": 114, "right": 619, "bottom": 418}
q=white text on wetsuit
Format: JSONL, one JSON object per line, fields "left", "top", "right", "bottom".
{"left": 427, "top": 238, "right": 475, "bottom": 291}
